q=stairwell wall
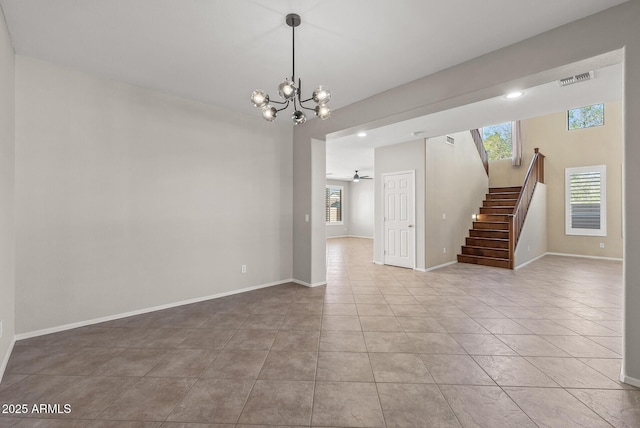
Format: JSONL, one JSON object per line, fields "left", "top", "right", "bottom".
{"left": 425, "top": 131, "right": 488, "bottom": 269}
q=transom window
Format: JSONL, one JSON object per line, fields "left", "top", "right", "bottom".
{"left": 568, "top": 103, "right": 604, "bottom": 130}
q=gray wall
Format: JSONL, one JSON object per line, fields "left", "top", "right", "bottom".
{"left": 425, "top": 131, "right": 488, "bottom": 269}
{"left": 14, "top": 56, "right": 293, "bottom": 334}
{"left": 374, "top": 140, "right": 426, "bottom": 269}
{"left": 0, "top": 5, "right": 15, "bottom": 377}
{"left": 291, "top": 2, "right": 640, "bottom": 383}
{"left": 350, "top": 179, "right": 374, "bottom": 238}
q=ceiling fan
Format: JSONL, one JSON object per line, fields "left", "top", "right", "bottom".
{"left": 353, "top": 170, "right": 373, "bottom": 182}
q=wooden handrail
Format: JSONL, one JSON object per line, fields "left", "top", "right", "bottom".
{"left": 508, "top": 148, "right": 545, "bottom": 268}
{"left": 470, "top": 129, "right": 489, "bottom": 175}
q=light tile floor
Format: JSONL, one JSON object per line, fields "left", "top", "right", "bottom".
{"left": 0, "top": 237, "right": 638, "bottom": 427}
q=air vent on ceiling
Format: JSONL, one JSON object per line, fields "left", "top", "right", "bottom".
{"left": 559, "top": 71, "right": 594, "bottom": 87}
{"left": 446, "top": 135, "right": 455, "bottom": 145}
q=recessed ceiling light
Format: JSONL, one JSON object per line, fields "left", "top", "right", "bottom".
{"left": 357, "top": 131, "right": 367, "bottom": 137}
{"left": 506, "top": 91, "right": 524, "bottom": 99}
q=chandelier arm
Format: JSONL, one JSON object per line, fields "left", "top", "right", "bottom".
{"left": 299, "top": 97, "right": 314, "bottom": 103}
{"left": 292, "top": 19, "right": 295, "bottom": 80}
{"left": 299, "top": 103, "right": 316, "bottom": 112}
{"left": 269, "top": 99, "right": 288, "bottom": 105}
{"left": 275, "top": 101, "right": 291, "bottom": 112}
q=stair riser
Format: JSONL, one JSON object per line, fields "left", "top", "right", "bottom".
{"left": 473, "top": 222, "right": 509, "bottom": 230}
{"left": 457, "top": 254, "right": 511, "bottom": 269}
{"left": 462, "top": 246, "right": 509, "bottom": 258}
{"left": 485, "top": 193, "right": 520, "bottom": 200}
{"left": 489, "top": 187, "right": 522, "bottom": 193}
{"left": 476, "top": 214, "right": 510, "bottom": 222}
{"left": 480, "top": 207, "right": 514, "bottom": 215}
{"left": 466, "top": 238, "right": 509, "bottom": 248}
{"left": 469, "top": 230, "right": 509, "bottom": 239}
{"left": 484, "top": 200, "right": 516, "bottom": 207}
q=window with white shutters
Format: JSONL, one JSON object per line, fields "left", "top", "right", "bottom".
{"left": 326, "top": 185, "right": 343, "bottom": 224}
{"left": 565, "top": 165, "right": 606, "bottom": 236}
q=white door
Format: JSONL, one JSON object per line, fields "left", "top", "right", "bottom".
{"left": 384, "top": 171, "right": 415, "bottom": 268}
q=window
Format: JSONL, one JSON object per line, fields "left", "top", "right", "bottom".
{"left": 325, "top": 185, "right": 343, "bottom": 224}
{"left": 565, "top": 165, "right": 606, "bottom": 236}
{"left": 482, "top": 122, "right": 512, "bottom": 161}
{"left": 568, "top": 103, "right": 604, "bottom": 130}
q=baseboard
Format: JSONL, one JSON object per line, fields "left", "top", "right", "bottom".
{"left": 545, "top": 252, "right": 623, "bottom": 262}
{"left": 425, "top": 260, "right": 457, "bottom": 272}
{"left": 0, "top": 337, "right": 16, "bottom": 385}
{"left": 15, "top": 278, "right": 294, "bottom": 341}
{"left": 373, "top": 261, "right": 384, "bottom": 265}
{"left": 414, "top": 268, "right": 427, "bottom": 273}
{"left": 620, "top": 373, "right": 640, "bottom": 388}
{"left": 514, "top": 252, "right": 547, "bottom": 270}
{"left": 291, "top": 279, "right": 327, "bottom": 288}
{"left": 327, "top": 235, "right": 374, "bottom": 239}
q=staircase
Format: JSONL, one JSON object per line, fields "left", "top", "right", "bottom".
{"left": 457, "top": 186, "right": 522, "bottom": 269}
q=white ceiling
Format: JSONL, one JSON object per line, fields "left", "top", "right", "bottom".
{"left": 0, "top": 0, "right": 627, "bottom": 122}
{"left": 326, "top": 63, "right": 623, "bottom": 181}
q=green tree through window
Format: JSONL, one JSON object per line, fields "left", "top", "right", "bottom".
{"left": 568, "top": 103, "right": 604, "bottom": 130}
{"left": 482, "top": 122, "right": 512, "bottom": 161}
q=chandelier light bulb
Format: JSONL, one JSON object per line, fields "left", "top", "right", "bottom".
{"left": 250, "top": 90, "right": 269, "bottom": 108}
{"left": 315, "top": 104, "right": 331, "bottom": 120}
{"left": 292, "top": 110, "right": 307, "bottom": 125}
{"left": 262, "top": 105, "right": 277, "bottom": 122}
{"left": 278, "top": 79, "right": 297, "bottom": 99}
{"left": 312, "top": 86, "right": 331, "bottom": 104}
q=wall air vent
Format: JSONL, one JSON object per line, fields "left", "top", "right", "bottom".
{"left": 559, "top": 71, "right": 594, "bottom": 87}
{"left": 446, "top": 135, "right": 455, "bottom": 145}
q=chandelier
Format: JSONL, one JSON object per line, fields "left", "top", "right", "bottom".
{"left": 250, "top": 13, "right": 331, "bottom": 124}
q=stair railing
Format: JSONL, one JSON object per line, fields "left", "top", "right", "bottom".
{"left": 470, "top": 129, "right": 489, "bottom": 175}
{"left": 508, "top": 148, "right": 545, "bottom": 268}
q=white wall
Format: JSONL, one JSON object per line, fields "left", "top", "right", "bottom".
{"left": 425, "top": 131, "right": 488, "bottom": 269}
{"left": 349, "top": 179, "right": 374, "bottom": 238}
{"left": 0, "top": 4, "right": 15, "bottom": 380}
{"left": 374, "top": 140, "right": 426, "bottom": 269}
{"left": 325, "top": 179, "right": 350, "bottom": 238}
{"left": 515, "top": 184, "right": 548, "bottom": 267}
{"left": 14, "top": 56, "right": 293, "bottom": 334}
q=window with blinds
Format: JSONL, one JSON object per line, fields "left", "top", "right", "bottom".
{"left": 565, "top": 165, "right": 606, "bottom": 236}
{"left": 326, "top": 185, "right": 343, "bottom": 224}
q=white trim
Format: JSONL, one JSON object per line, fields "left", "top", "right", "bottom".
{"left": 565, "top": 165, "right": 607, "bottom": 237}
{"left": 291, "top": 279, "right": 327, "bottom": 288}
{"left": 326, "top": 235, "right": 374, "bottom": 239}
{"left": 0, "top": 338, "right": 16, "bottom": 384}
{"left": 373, "top": 261, "right": 384, "bottom": 265}
{"left": 425, "top": 260, "right": 458, "bottom": 272}
{"left": 620, "top": 373, "right": 640, "bottom": 388}
{"left": 514, "top": 252, "right": 548, "bottom": 270}
{"left": 545, "top": 252, "right": 622, "bottom": 261}
{"left": 414, "top": 268, "right": 427, "bottom": 273}
{"left": 15, "top": 278, "right": 295, "bottom": 341}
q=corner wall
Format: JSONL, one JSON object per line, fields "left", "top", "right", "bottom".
{"left": 425, "top": 131, "right": 488, "bottom": 269}
{"left": 14, "top": 56, "right": 293, "bottom": 334}
{"left": 0, "top": 5, "right": 15, "bottom": 379}
{"left": 514, "top": 183, "right": 548, "bottom": 267}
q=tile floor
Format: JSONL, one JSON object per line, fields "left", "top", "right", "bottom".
{"left": 0, "top": 237, "right": 638, "bottom": 427}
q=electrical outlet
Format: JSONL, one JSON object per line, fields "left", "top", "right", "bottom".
{"left": 600, "top": 243, "right": 605, "bottom": 248}
{"left": 442, "top": 213, "right": 446, "bottom": 220}
{"left": 305, "top": 214, "right": 309, "bottom": 222}
{"left": 443, "top": 247, "right": 446, "bottom": 254}
{"left": 241, "top": 265, "right": 247, "bottom": 274}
